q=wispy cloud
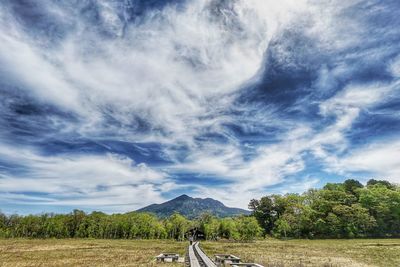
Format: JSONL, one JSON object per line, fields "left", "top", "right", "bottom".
{"left": 0, "top": 144, "right": 169, "bottom": 211}
{"left": 333, "top": 140, "right": 400, "bottom": 183}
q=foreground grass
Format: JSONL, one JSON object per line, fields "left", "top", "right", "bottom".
{"left": 0, "top": 239, "right": 399, "bottom": 267}
{"left": 202, "top": 239, "right": 400, "bottom": 267}
{"left": 0, "top": 239, "right": 186, "bottom": 267}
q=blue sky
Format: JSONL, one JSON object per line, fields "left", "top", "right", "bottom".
{"left": 0, "top": 0, "right": 399, "bottom": 214}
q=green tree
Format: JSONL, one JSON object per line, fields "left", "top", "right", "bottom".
{"left": 219, "top": 218, "right": 239, "bottom": 240}
{"left": 274, "top": 218, "right": 291, "bottom": 238}
{"left": 236, "top": 216, "right": 262, "bottom": 241}
{"left": 343, "top": 179, "right": 364, "bottom": 197}
{"left": 204, "top": 218, "right": 220, "bottom": 240}
{"left": 249, "top": 196, "right": 278, "bottom": 235}
{"left": 367, "top": 179, "right": 396, "bottom": 190}
{"left": 165, "top": 213, "right": 189, "bottom": 240}
{"left": 359, "top": 184, "right": 400, "bottom": 236}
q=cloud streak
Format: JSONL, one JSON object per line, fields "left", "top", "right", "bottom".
{"left": 0, "top": 143, "right": 186, "bottom": 214}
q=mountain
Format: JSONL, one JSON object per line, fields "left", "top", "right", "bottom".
{"left": 136, "top": 194, "right": 250, "bottom": 219}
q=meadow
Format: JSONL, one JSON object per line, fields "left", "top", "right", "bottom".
{"left": 0, "top": 239, "right": 185, "bottom": 267}
{"left": 0, "top": 238, "right": 399, "bottom": 267}
{"left": 202, "top": 239, "right": 400, "bottom": 267}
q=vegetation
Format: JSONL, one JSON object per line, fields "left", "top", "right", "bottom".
{"left": 202, "top": 239, "right": 400, "bottom": 267}
{"left": 249, "top": 179, "right": 400, "bottom": 238}
{"left": 137, "top": 194, "right": 250, "bottom": 218}
{"left": 0, "top": 239, "right": 186, "bottom": 267}
{"left": 0, "top": 239, "right": 399, "bottom": 267}
{"left": 0, "top": 179, "right": 398, "bottom": 241}
{"left": 0, "top": 211, "right": 261, "bottom": 241}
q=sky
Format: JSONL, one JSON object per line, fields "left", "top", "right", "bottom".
{"left": 0, "top": 0, "right": 399, "bottom": 214}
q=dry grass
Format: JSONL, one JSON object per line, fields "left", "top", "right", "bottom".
{"left": 0, "top": 239, "right": 399, "bottom": 267}
{"left": 201, "top": 239, "right": 400, "bottom": 267}
{"left": 0, "top": 239, "right": 186, "bottom": 267}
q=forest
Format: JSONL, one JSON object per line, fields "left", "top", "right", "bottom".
{"left": 0, "top": 179, "right": 399, "bottom": 240}
{"left": 0, "top": 211, "right": 261, "bottom": 241}
{"left": 250, "top": 179, "right": 400, "bottom": 238}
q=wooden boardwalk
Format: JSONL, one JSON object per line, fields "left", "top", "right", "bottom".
{"left": 188, "top": 242, "right": 201, "bottom": 267}
{"left": 187, "top": 242, "right": 216, "bottom": 267}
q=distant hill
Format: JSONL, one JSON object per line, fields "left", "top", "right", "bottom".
{"left": 136, "top": 194, "right": 250, "bottom": 219}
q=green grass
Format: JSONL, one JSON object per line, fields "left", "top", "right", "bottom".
{"left": 0, "top": 238, "right": 399, "bottom": 266}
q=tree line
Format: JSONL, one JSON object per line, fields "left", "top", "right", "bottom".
{"left": 1, "top": 179, "right": 398, "bottom": 240}
{"left": 249, "top": 179, "right": 400, "bottom": 238}
{"left": 0, "top": 210, "right": 261, "bottom": 241}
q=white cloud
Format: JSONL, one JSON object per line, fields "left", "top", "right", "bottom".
{"left": 319, "top": 83, "right": 391, "bottom": 117}
{"left": 0, "top": 0, "right": 309, "bottom": 143}
{"left": 335, "top": 140, "right": 400, "bottom": 183}
{"left": 0, "top": 144, "right": 169, "bottom": 211}
{"left": 390, "top": 55, "right": 400, "bottom": 78}
{"left": 0, "top": 30, "right": 83, "bottom": 113}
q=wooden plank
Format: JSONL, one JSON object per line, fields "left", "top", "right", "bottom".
{"left": 194, "top": 242, "right": 217, "bottom": 267}
{"left": 188, "top": 243, "right": 201, "bottom": 267}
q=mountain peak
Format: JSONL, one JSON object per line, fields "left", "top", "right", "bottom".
{"left": 173, "top": 194, "right": 192, "bottom": 201}
{"left": 136, "top": 195, "right": 250, "bottom": 219}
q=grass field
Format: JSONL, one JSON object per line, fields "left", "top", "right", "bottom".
{"left": 0, "top": 239, "right": 399, "bottom": 267}
{"left": 0, "top": 239, "right": 186, "bottom": 267}
{"left": 202, "top": 239, "right": 400, "bottom": 267}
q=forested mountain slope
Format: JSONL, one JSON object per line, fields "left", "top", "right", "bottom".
{"left": 137, "top": 194, "right": 250, "bottom": 218}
